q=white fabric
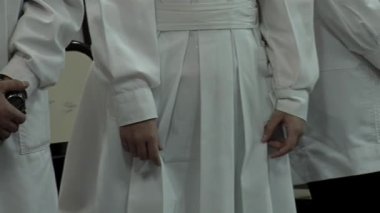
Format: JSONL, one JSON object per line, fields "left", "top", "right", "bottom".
{"left": 59, "top": 0, "right": 318, "bottom": 213}
{"left": 156, "top": 1, "right": 257, "bottom": 31}
{"left": 0, "top": 0, "right": 83, "bottom": 212}
{"left": 291, "top": 0, "right": 380, "bottom": 184}
{"left": 314, "top": 0, "right": 380, "bottom": 69}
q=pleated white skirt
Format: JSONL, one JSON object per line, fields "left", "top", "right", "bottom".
{"left": 59, "top": 29, "right": 296, "bottom": 213}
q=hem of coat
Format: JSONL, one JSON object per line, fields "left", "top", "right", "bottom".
{"left": 0, "top": 54, "right": 39, "bottom": 96}
{"left": 291, "top": 143, "right": 380, "bottom": 185}
{"left": 113, "top": 86, "right": 158, "bottom": 126}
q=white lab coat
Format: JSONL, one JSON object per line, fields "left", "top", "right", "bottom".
{"left": 291, "top": 0, "right": 380, "bottom": 184}
{"left": 59, "top": 0, "right": 318, "bottom": 212}
{"left": 0, "top": 0, "right": 83, "bottom": 212}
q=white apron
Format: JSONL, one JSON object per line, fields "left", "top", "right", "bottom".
{"left": 0, "top": 0, "right": 83, "bottom": 212}
{"left": 59, "top": 0, "right": 318, "bottom": 212}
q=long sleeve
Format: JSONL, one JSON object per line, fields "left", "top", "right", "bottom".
{"left": 0, "top": 0, "right": 84, "bottom": 95}
{"left": 259, "top": 0, "right": 319, "bottom": 120}
{"left": 96, "top": 0, "right": 160, "bottom": 126}
{"left": 316, "top": 0, "right": 380, "bottom": 69}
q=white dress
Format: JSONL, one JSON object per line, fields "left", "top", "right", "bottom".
{"left": 59, "top": 0, "right": 318, "bottom": 212}
{"left": 291, "top": 0, "right": 380, "bottom": 184}
{"left": 0, "top": 0, "right": 83, "bottom": 212}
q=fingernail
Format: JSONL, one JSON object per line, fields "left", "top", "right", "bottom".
{"left": 23, "top": 81, "right": 29, "bottom": 87}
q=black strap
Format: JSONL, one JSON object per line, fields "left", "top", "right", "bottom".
{"left": 82, "top": 0, "right": 92, "bottom": 46}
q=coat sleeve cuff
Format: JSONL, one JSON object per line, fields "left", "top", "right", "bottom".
{"left": 363, "top": 49, "right": 380, "bottom": 70}
{"left": 112, "top": 86, "right": 158, "bottom": 127}
{"left": 275, "top": 89, "right": 309, "bottom": 121}
{"left": 0, "top": 55, "right": 39, "bottom": 96}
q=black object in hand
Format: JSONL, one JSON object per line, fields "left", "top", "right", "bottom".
{"left": 0, "top": 75, "right": 27, "bottom": 114}
{"left": 5, "top": 91, "right": 27, "bottom": 114}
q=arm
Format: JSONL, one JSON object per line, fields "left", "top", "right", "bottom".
{"left": 316, "top": 0, "right": 380, "bottom": 69}
{"left": 97, "top": 0, "right": 161, "bottom": 165}
{"left": 0, "top": 0, "right": 84, "bottom": 95}
{"left": 259, "top": 0, "right": 319, "bottom": 157}
{"left": 259, "top": 0, "right": 319, "bottom": 120}
{"left": 98, "top": 0, "right": 160, "bottom": 127}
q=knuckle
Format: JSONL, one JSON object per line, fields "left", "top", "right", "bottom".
{"left": 130, "top": 137, "right": 140, "bottom": 145}
{"left": 130, "top": 138, "right": 139, "bottom": 146}
{"left": 132, "top": 133, "right": 144, "bottom": 142}
{"left": 146, "top": 134, "right": 156, "bottom": 142}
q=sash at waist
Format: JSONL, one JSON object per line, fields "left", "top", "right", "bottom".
{"left": 156, "top": 1, "right": 258, "bottom": 31}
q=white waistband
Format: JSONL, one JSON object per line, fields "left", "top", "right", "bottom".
{"left": 156, "top": 1, "right": 258, "bottom": 31}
